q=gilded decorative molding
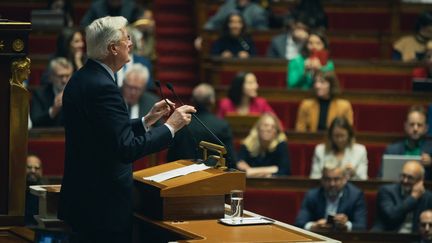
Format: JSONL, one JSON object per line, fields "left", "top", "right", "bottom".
{"left": 9, "top": 57, "right": 30, "bottom": 88}
{"left": 12, "top": 39, "right": 24, "bottom": 52}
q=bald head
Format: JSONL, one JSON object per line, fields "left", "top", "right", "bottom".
{"left": 191, "top": 83, "right": 215, "bottom": 110}
{"left": 403, "top": 160, "right": 425, "bottom": 180}
{"left": 420, "top": 210, "right": 432, "bottom": 241}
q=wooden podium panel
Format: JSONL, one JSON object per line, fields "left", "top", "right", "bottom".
{"left": 133, "top": 160, "right": 245, "bottom": 221}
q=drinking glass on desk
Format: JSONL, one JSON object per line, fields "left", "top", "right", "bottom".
{"left": 230, "top": 189, "right": 243, "bottom": 223}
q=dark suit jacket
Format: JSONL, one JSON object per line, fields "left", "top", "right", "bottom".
{"left": 30, "top": 83, "right": 63, "bottom": 127}
{"left": 267, "top": 33, "right": 288, "bottom": 58}
{"left": 295, "top": 182, "right": 367, "bottom": 231}
{"left": 372, "top": 183, "right": 432, "bottom": 232}
{"left": 58, "top": 59, "right": 172, "bottom": 232}
{"left": 166, "top": 109, "right": 236, "bottom": 168}
{"left": 378, "top": 139, "right": 432, "bottom": 180}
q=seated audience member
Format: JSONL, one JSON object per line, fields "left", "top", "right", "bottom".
{"left": 115, "top": 25, "right": 153, "bottom": 87}
{"left": 25, "top": 154, "right": 43, "bottom": 226}
{"left": 413, "top": 40, "right": 432, "bottom": 80}
{"left": 393, "top": 11, "right": 432, "bottom": 62}
{"left": 47, "top": 0, "right": 75, "bottom": 27}
{"left": 217, "top": 72, "right": 275, "bottom": 118}
{"left": 204, "top": 0, "right": 268, "bottom": 31}
{"left": 420, "top": 210, "right": 432, "bottom": 243}
{"left": 40, "top": 28, "right": 85, "bottom": 85}
{"left": 55, "top": 28, "right": 86, "bottom": 72}
{"left": 286, "top": 0, "right": 328, "bottom": 30}
{"left": 266, "top": 16, "right": 310, "bottom": 60}
{"left": 295, "top": 71, "right": 353, "bottom": 132}
{"left": 131, "top": 8, "right": 156, "bottom": 60}
{"left": 30, "top": 57, "right": 73, "bottom": 127}
{"left": 295, "top": 162, "right": 367, "bottom": 231}
{"left": 80, "top": 0, "right": 141, "bottom": 27}
{"left": 310, "top": 117, "right": 368, "bottom": 180}
{"left": 211, "top": 12, "right": 257, "bottom": 59}
{"left": 373, "top": 161, "right": 432, "bottom": 233}
{"left": 378, "top": 105, "right": 432, "bottom": 180}
{"left": 236, "top": 113, "right": 291, "bottom": 176}
{"left": 121, "top": 64, "right": 158, "bottom": 120}
{"left": 167, "top": 83, "right": 236, "bottom": 167}
{"left": 287, "top": 29, "right": 335, "bottom": 89}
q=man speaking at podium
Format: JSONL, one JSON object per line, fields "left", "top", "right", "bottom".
{"left": 58, "top": 16, "right": 196, "bottom": 243}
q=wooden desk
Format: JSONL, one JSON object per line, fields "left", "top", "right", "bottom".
{"left": 246, "top": 176, "right": 432, "bottom": 193}
{"left": 134, "top": 209, "right": 340, "bottom": 243}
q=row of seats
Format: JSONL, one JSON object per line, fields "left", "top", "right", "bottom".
{"left": 196, "top": 0, "right": 431, "bottom": 32}
{"left": 28, "top": 136, "right": 386, "bottom": 177}
{"left": 244, "top": 188, "right": 377, "bottom": 230}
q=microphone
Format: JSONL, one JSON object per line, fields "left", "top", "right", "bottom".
{"left": 154, "top": 80, "right": 174, "bottom": 111}
{"left": 165, "top": 82, "right": 226, "bottom": 148}
{"left": 156, "top": 80, "right": 199, "bottom": 161}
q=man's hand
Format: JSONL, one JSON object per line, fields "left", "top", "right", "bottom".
{"left": 165, "top": 105, "right": 196, "bottom": 133}
{"left": 50, "top": 92, "right": 63, "bottom": 118}
{"left": 238, "top": 51, "right": 250, "bottom": 59}
{"left": 421, "top": 153, "right": 431, "bottom": 167}
{"left": 411, "top": 180, "right": 425, "bottom": 199}
{"left": 236, "top": 160, "right": 250, "bottom": 171}
{"left": 310, "top": 218, "right": 331, "bottom": 232}
{"left": 144, "top": 99, "right": 175, "bottom": 127}
{"left": 221, "top": 50, "right": 233, "bottom": 58}
{"left": 334, "top": 214, "right": 348, "bottom": 231}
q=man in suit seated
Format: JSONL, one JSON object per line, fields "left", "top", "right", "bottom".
{"left": 420, "top": 210, "right": 432, "bottom": 243}
{"left": 121, "top": 63, "right": 158, "bottom": 120}
{"left": 295, "top": 162, "right": 367, "bottom": 231}
{"left": 30, "top": 57, "right": 73, "bottom": 127}
{"left": 373, "top": 160, "right": 432, "bottom": 233}
{"left": 378, "top": 105, "right": 432, "bottom": 180}
{"left": 25, "top": 154, "right": 43, "bottom": 226}
{"left": 166, "top": 83, "right": 236, "bottom": 167}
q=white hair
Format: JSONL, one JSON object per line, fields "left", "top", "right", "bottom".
{"left": 85, "top": 16, "right": 128, "bottom": 60}
{"left": 124, "top": 63, "right": 149, "bottom": 85}
{"left": 48, "top": 57, "right": 73, "bottom": 75}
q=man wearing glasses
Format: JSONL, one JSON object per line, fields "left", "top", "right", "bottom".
{"left": 373, "top": 161, "right": 432, "bottom": 233}
{"left": 295, "top": 162, "right": 367, "bottom": 231}
{"left": 420, "top": 210, "right": 432, "bottom": 243}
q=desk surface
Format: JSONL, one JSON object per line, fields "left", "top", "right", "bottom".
{"left": 135, "top": 209, "right": 340, "bottom": 243}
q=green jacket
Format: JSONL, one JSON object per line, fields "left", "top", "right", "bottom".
{"left": 287, "top": 55, "right": 335, "bottom": 89}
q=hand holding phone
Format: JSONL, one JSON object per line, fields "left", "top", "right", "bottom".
{"left": 326, "top": 214, "right": 335, "bottom": 226}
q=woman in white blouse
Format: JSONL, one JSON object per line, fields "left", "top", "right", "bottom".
{"left": 310, "top": 116, "right": 368, "bottom": 180}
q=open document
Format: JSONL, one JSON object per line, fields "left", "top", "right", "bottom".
{"left": 143, "top": 163, "right": 210, "bottom": 183}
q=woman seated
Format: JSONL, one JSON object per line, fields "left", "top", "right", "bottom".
{"left": 236, "top": 113, "right": 291, "bottom": 177}
{"left": 287, "top": 29, "right": 334, "bottom": 89}
{"left": 412, "top": 40, "right": 432, "bottom": 80}
{"left": 211, "top": 12, "right": 257, "bottom": 59}
{"left": 217, "top": 72, "right": 275, "bottom": 118}
{"left": 310, "top": 116, "right": 368, "bottom": 180}
{"left": 295, "top": 70, "right": 353, "bottom": 132}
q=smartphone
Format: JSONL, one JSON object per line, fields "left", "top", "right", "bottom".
{"left": 326, "top": 214, "right": 335, "bottom": 226}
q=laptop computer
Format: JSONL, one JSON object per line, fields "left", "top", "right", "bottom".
{"left": 381, "top": 154, "right": 422, "bottom": 181}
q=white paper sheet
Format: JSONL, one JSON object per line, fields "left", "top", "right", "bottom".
{"left": 143, "top": 163, "right": 210, "bottom": 182}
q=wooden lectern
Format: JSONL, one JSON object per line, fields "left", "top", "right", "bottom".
{"left": 0, "top": 20, "right": 34, "bottom": 242}
{"left": 133, "top": 160, "right": 245, "bottom": 221}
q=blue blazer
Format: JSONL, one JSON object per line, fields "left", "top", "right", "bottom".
{"left": 378, "top": 139, "right": 432, "bottom": 180}
{"left": 58, "top": 59, "right": 172, "bottom": 232}
{"left": 372, "top": 183, "right": 432, "bottom": 232}
{"left": 295, "top": 182, "right": 367, "bottom": 231}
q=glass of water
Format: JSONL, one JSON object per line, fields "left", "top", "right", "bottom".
{"left": 230, "top": 189, "right": 244, "bottom": 223}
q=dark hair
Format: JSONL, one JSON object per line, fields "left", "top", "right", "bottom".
{"left": 326, "top": 116, "right": 355, "bottom": 152}
{"left": 221, "top": 12, "right": 247, "bottom": 37}
{"left": 416, "top": 11, "right": 432, "bottom": 33}
{"left": 55, "top": 28, "right": 84, "bottom": 70}
{"left": 291, "top": 0, "right": 328, "bottom": 29}
{"left": 228, "top": 72, "right": 250, "bottom": 106}
{"left": 301, "top": 28, "right": 329, "bottom": 57}
{"left": 313, "top": 70, "right": 340, "bottom": 98}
